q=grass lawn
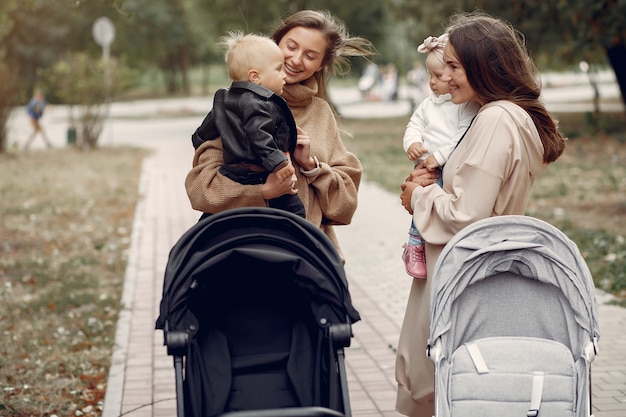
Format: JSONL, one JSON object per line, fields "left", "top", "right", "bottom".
{"left": 0, "top": 146, "right": 147, "bottom": 417}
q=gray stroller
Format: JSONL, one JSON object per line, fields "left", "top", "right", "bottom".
{"left": 428, "top": 215, "right": 600, "bottom": 417}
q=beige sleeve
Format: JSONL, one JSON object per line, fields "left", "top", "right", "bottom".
{"left": 185, "top": 137, "right": 267, "bottom": 213}
{"left": 300, "top": 106, "right": 362, "bottom": 226}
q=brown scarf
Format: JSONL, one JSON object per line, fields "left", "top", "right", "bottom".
{"left": 281, "top": 78, "right": 318, "bottom": 109}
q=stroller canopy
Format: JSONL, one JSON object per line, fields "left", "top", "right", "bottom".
{"left": 429, "top": 215, "right": 599, "bottom": 356}
{"left": 156, "top": 206, "right": 360, "bottom": 334}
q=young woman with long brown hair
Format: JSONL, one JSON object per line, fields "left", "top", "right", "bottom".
{"left": 396, "top": 11, "right": 566, "bottom": 416}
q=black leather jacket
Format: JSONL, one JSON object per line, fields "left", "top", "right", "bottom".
{"left": 192, "top": 81, "right": 297, "bottom": 174}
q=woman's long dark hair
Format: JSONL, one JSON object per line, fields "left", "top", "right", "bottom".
{"left": 446, "top": 11, "right": 566, "bottom": 163}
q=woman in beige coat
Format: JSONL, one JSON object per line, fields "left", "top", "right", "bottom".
{"left": 396, "top": 12, "right": 567, "bottom": 417}
{"left": 186, "top": 10, "right": 373, "bottom": 257}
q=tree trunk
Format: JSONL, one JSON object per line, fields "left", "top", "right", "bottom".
{"left": 0, "top": 65, "right": 18, "bottom": 153}
{"left": 605, "top": 36, "right": 626, "bottom": 117}
{"left": 179, "top": 45, "right": 190, "bottom": 95}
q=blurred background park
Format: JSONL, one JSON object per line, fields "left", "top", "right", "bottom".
{"left": 1, "top": 0, "right": 625, "bottom": 150}
{"left": 1, "top": 2, "right": 626, "bottom": 416}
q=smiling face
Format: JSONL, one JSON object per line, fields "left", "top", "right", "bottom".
{"left": 441, "top": 42, "right": 483, "bottom": 105}
{"left": 277, "top": 26, "right": 327, "bottom": 85}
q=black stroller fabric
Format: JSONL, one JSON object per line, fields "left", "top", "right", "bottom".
{"left": 155, "top": 208, "right": 359, "bottom": 417}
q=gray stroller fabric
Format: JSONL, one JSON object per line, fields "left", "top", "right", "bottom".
{"left": 428, "top": 215, "right": 599, "bottom": 417}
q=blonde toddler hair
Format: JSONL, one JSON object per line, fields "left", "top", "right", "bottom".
{"left": 220, "top": 31, "right": 280, "bottom": 81}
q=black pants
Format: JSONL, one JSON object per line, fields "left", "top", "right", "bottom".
{"left": 268, "top": 193, "right": 306, "bottom": 218}
{"left": 220, "top": 165, "right": 306, "bottom": 219}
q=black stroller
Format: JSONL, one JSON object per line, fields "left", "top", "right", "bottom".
{"left": 155, "top": 207, "right": 360, "bottom": 417}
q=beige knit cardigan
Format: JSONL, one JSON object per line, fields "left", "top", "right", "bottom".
{"left": 185, "top": 77, "right": 362, "bottom": 254}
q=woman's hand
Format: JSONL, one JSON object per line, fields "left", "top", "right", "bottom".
{"left": 400, "top": 162, "right": 439, "bottom": 214}
{"left": 400, "top": 182, "right": 418, "bottom": 214}
{"left": 262, "top": 171, "right": 298, "bottom": 199}
{"left": 292, "top": 126, "right": 316, "bottom": 170}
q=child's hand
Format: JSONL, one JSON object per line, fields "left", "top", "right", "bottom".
{"left": 424, "top": 154, "right": 440, "bottom": 171}
{"left": 407, "top": 142, "right": 428, "bottom": 161}
{"left": 263, "top": 171, "right": 297, "bottom": 199}
{"left": 275, "top": 163, "right": 295, "bottom": 182}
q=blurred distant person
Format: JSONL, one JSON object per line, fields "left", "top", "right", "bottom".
{"left": 358, "top": 62, "right": 380, "bottom": 99}
{"left": 24, "top": 89, "right": 53, "bottom": 150}
{"left": 380, "top": 63, "right": 399, "bottom": 101}
{"left": 406, "top": 61, "right": 427, "bottom": 109}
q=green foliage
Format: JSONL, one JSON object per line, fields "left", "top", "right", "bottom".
{"left": 0, "top": 63, "right": 18, "bottom": 151}
{"left": 1, "top": 0, "right": 625, "bottom": 149}
{"left": 385, "top": 0, "right": 625, "bottom": 67}
{"left": 1, "top": 1, "right": 79, "bottom": 99}
{"left": 0, "top": 1, "right": 18, "bottom": 40}
{"left": 554, "top": 221, "right": 626, "bottom": 297}
{"left": 339, "top": 116, "right": 411, "bottom": 194}
{"left": 3, "top": 0, "right": 624, "bottom": 99}
{"left": 385, "top": 0, "right": 626, "bottom": 101}
{"left": 39, "top": 53, "right": 127, "bottom": 148}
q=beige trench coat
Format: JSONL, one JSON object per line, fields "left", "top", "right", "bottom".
{"left": 395, "top": 100, "right": 548, "bottom": 417}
